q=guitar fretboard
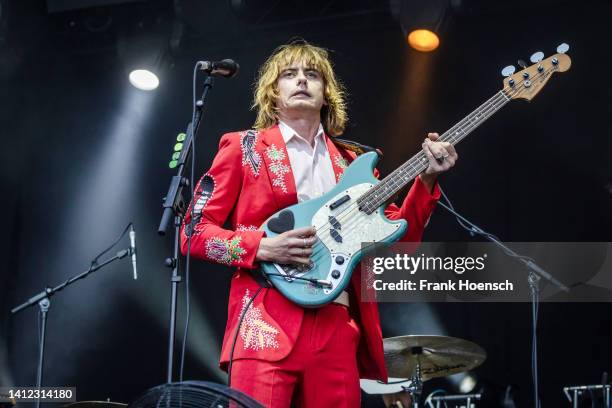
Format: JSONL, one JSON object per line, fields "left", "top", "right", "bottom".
{"left": 357, "top": 89, "right": 511, "bottom": 213}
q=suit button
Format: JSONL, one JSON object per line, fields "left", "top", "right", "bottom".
{"left": 332, "top": 270, "right": 341, "bottom": 279}
{"left": 335, "top": 256, "right": 345, "bottom": 265}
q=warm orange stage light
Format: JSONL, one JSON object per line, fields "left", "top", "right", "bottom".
{"left": 407, "top": 29, "right": 440, "bottom": 52}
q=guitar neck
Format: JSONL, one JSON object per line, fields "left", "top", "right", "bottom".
{"left": 358, "top": 89, "right": 511, "bottom": 212}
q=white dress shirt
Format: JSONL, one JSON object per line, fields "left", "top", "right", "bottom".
{"left": 278, "top": 121, "right": 337, "bottom": 202}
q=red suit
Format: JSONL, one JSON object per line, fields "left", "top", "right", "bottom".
{"left": 180, "top": 125, "right": 440, "bottom": 405}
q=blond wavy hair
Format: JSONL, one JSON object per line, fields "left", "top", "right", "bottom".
{"left": 252, "top": 41, "right": 347, "bottom": 137}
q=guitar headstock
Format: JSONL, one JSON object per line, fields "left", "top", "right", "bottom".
{"left": 501, "top": 43, "right": 572, "bottom": 102}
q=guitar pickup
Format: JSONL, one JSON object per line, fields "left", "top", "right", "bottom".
{"left": 329, "top": 195, "right": 350, "bottom": 210}
{"left": 328, "top": 215, "right": 341, "bottom": 230}
{"left": 330, "top": 229, "right": 343, "bottom": 243}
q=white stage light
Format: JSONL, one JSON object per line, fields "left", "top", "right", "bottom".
{"left": 129, "top": 69, "right": 159, "bottom": 91}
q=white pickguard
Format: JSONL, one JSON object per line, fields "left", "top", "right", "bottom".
{"left": 312, "top": 183, "right": 402, "bottom": 256}
{"left": 271, "top": 183, "right": 402, "bottom": 295}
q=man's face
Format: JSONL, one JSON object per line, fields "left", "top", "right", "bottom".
{"left": 276, "top": 60, "right": 326, "bottom": 116}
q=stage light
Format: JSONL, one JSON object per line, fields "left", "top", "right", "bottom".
{"left": 391, "top": 0, "right": 448, "bottom": 52}
{"left": 459, "top": 373, "right": 478, "bottom": 393}
{"left": 407, "top": 29, "right": 440, "bottom": 52}
{"left": 129, "top": 69, "right": 159, "bottom": 91}
{"left": 62, "top": 88, "right": 155, "bottom": 252}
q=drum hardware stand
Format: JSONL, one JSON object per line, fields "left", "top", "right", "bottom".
{"left": 428, "top": 393, "right": 482, "bottom": 408}
{"left": 11, "top": 248, "right": 132, "bottom": 408}
{"left": 436, "top": 196, "right": 569, "bottom": 408}
{"left": 158, "top": 74, "right": 214, "bottom": 383}
{"left": 403, "top": 347, "right": 424, "bottom": 408}
{"left": 564, "top": 384, "right": 611, "bottom": 408}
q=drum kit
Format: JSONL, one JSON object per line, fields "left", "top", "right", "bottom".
{"left": 361, "top": 335, "right": 487, "bottom": 408}
{"left": 51, "top": 335, "right": 484, "bottom": 408}
{"left": 47, "top": 334, "right": 609, "bottom": 407}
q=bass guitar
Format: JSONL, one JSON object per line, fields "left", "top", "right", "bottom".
{"left": 261, "top": 45, "right": 571, "bottom": 307}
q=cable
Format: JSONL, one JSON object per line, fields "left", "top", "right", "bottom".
{"left": 439, "top": 186, "right": 476, "bottom": 235}
{"left": 531, "top": 279, "right": 540, "bottom": 408}
{"left": 91, "top": 222, "right": 133, "bottom": 267}
{"left": 437, "top": 188, "right": 537, "bottom": 265}
{"left": 179, "top": 61, "right": 202, "bottom": 382}
{"left": 262, "top": 272, "right": 334, "bottom": 287}
{"left": 227, "top": 286, "right": 264, "bottom": 387}
{"left": 438, "top": 187, "right": 543, "bottom": 408}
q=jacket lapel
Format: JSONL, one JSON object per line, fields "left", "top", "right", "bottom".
{"left": 260, "top": 125, "right": 298, "bottom": 209}
{"left": 325, "top": 134, "right": 350, "bottom": 182}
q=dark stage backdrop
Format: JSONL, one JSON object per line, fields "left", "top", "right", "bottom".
{"left": 1, "top": 1, "right": 611, "bottom": 407}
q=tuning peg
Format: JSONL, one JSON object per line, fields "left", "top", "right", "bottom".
{"left": 556, "top": 43, "right": 570, "bottom": 54}
{"left": 517, "top": 59, "right": 528, "bottom": 69}
{"left": 501, "top": 65, "right": 515, "bottom": 77}
{"left": 530, "top": 51, "right": 544, "bottom": 63}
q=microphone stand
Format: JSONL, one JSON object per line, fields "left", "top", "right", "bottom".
{"left": 436, "top": 196, "right": 569, "bottom": 408}
{"left": 157, "top": 74, "right": 214, "bottom": 383}
{"left": 11, "top": 248, "right": 131, "bottom": 408}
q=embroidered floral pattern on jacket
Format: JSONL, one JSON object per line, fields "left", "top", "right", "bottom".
{"left": 334, "top": 154, "right": 349, "bottom": 170}
{"left": 240, "top": 130, "right": 262, "bottom": 177}
{"left": 205, "top": 236, "right": 245, "bottom": 265}
{"left": 266, "top": 144, "right": 285, "bottom": 161}
{"left": 333, "top": 154, "right": 349, "bottom": 179}
{"left": 236, "top": 224, "right": 259, "bottom": 232}
{"left": 239, "top": 289, "right": 279, "bottom": 351}
{"left": 266, "top": 144, "right": 291, "bottom": 193}
{"left": 185, "top": 174, "right": 215, "bottom": 236}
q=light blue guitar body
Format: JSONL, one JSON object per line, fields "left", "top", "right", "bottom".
{"left": 261, "top": 152, "right": 407, "bottom": 307}
{"left": 259, "top": 48, "right": 574, "bottom": 307}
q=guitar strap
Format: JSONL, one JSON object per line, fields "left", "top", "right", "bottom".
{"left": 331, "top": 137, "right": 383, "bottom": 158}
{"left": 249, "top": 268, "right": 272, "bottom": 288}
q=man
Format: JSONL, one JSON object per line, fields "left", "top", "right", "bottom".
{"left": 180, "top": 41, "right": 457, "bottom": 407}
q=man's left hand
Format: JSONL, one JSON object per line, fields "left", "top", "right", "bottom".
{"left": 419, "top": 132, "right": 458, "bottom": 191}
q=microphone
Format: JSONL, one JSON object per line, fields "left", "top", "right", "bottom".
{"left": 198, "top": 59, "right": 239, "bottom": 78}
{"left": 129, "top": 225, "right": 138, "bottom": 280}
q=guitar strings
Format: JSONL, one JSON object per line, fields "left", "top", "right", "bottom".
{"left": 307, "top": 93, "right": 508, "bottom": 264}
{"left": 313, "top": 64, "right": 556, "bottom": 241}
{"left": 361, "top": 90, "right": 510, "bottom": 208}
{"left": 309, "top": 92, "right": 510, "bottom": 249}
{"left": 274, "top": 64, "right": 558, "bottom": 281}
{"left": 301, "top": 66, "right": 554, "bottom": 273}
{"left": 316, "top": 91, "right": 508, "bottom": 238}
{"left": 303, "top": 92, "right": 510, "bottom": 266}
{"left": 362, "top": 60, "right": 562, "bottom": 206}
{"left": 287, "top": 91, "right": 511, "bottom": 276}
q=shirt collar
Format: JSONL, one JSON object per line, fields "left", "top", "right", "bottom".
{"left": 278, "top": 121, "right": 325, "bottom": 145}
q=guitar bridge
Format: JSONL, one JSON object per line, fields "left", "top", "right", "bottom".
{"left": 274, "top": 262, "right": 315, "bottom": 282}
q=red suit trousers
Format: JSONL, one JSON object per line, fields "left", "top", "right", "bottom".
{"left": 231, "top": 303, "right": 362, "bottom": 408}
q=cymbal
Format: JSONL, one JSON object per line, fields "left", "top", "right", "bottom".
{"left": 384, "top": 335, "right": 486, "bottom": 381}
{"left": 64, "top": 402, "right": 127, "bottom": 408}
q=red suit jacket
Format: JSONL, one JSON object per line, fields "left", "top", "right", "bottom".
{"left": 180, "top": 125, "right": 440, "bottom": 381}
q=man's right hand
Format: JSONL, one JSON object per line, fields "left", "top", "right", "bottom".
{"left": 256, "top": 226, "right": 317, "bottom": 266}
